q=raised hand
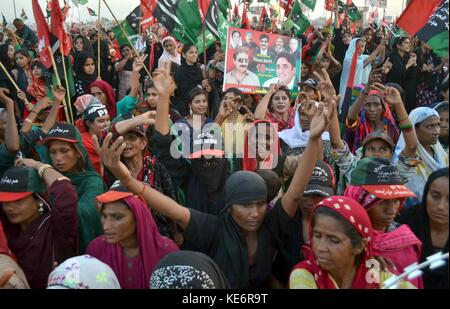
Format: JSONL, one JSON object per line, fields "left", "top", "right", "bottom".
{"left": 268, "top": 83, "right": 280, "bottom": 94}
{"left": 141, "top": 110, "right": 157, "bottom": 126}
{"left": 382, "top": 57, "right": 392, "bottom": 74}
{"left": 152, "top": 61, "right": 176, "bottom": 97}
{"left": 368, "top": 67, "right": 383, "bottom": 86}
{"left": 313, "top": 68, "right": 336, "bottom": 101}
{"left": 384, "top": 86, "right": 403, "bottom": 106}
{"left": 132, "top": 54, "right": 148, "bottom": 72}
{"left": 51, "top": 85, "right": 66, "bottom": 102}
{"left": 370, "top": 82, "right": 386, "bottom": 94}
{"left": 93, "top": 133, "right": 132, "bottom": 183}
{"left": 309, "top": 100, "right": 335, "bottom": 140}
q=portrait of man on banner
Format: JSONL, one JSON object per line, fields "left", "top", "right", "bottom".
{"left": 223, "top": 28, "right": 302, "bottom": 95}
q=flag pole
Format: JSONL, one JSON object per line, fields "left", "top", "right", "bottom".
{"left": 97, "top": 0, "right": 102, "bottom": 80}
{"left": 202, "top": 19, "right": 207, "bottom": 78}
{"left": 0, "top": 62, "right": 20, "bottom": 92}
{"left": 60, "top": 46, "right": 74, "bottom": 124}
{"left": 48, "top": 46, "right": 71, "bottom": 124}
{"left": 102, "top": 0, "right": 152, "bottom": 78}
{"left": 13, "top": 0, "right": 17, "bottom": 19}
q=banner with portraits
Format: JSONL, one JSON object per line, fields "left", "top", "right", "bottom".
{"left": 223, "top": 28, "right": 302, "bottom": 95}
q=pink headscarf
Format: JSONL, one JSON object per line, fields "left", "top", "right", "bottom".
{"left": 86, "top": 196, "right": 178, "bottom": 289}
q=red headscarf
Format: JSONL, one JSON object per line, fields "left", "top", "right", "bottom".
{"left": 291, "top": 196, "right": 378, "bottom": 289}
{"left": 88, "top": 80, "right": 117, "bottom": 119}
{"left": 86, "top": 196, "right": 178, "bottom": 289}
{"left": 26, "top": 76, "right": 48, "bottom": 102}
{"left": 243, "top": 120, "right": 280, "bottom": 171}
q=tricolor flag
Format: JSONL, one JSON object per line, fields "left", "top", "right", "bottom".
{"left": 87, "top": 7, "right": 97, "bottom": 16}
{"left": 397, "top": 0, "right": 448, "bottom": 58}
{"left": 71, "top": 0, "right": 88, "bottom": 7}
{"left": 302, "top": 0, "right": 317, "bottom": 10}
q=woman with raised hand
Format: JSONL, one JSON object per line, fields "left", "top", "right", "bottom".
{"left": 93, "top": 73, "right": 334, "bottom": 288}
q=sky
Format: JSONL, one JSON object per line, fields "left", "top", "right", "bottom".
{"left": 2, "top": 0, "right": 406, "bottom": 26}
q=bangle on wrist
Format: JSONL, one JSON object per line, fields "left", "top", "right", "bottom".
{"left": 137, "top": 183, "right": 147, "bottom": 196}
{"left": 399, "top": 122, "right": 413, "bottom": 130}
{"left": 38, "top": 164, "right": 53, "bottom": 178}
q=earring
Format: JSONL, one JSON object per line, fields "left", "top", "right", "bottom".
{"left": 38, "top": 201, "right": 44, "bottom": 215}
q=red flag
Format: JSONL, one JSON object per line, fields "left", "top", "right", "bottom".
{"left": 140, "top": 2, "right": 157, "bottom": 31}
{"left": 32, "top": 0, "right": 52, "bottom": 69}
{"left": 284, "top": 0, "right": 294, "bottom": 17}
{"left": 241, "top": 7, "right": 250, "bottom": 29}
{"left": 50, "top": 0, "right": 71, "bottom": 57}
{"left": 198, "top": 0, "right": 211, "bottom": 21}
{"left": 259, "top": 6, "right": 268, "bottom": 27}
{"left": 232, "top": 3, "right": 239, "bottom": 21}
{"left": 140, "top": 0, "right": 157, "bottom": 12}
{"left": 325, "top": 0, "right": 335, "bottom": 11}
{"left": 396, "top": 0, "right": 442, "bottom": 36}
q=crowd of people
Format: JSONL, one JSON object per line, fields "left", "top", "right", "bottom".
{"left": 0, "top": 3, "right": 448, "bottom": 290}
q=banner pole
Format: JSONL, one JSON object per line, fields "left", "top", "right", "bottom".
{"left": 102, "top": 0, "right": 152, "bottom": 78}
{"left": 0, "top": 62, "right": 20, "bottom": 92}
{"left": 48, "top": 46, "right": 71, "bottom": 124}
{"left": 97, "top": 0, "right": 102, "bottom": 80}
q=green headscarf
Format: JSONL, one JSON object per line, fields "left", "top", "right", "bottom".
{"left": 42, "top": 124, "right": 105, "bottom": 253}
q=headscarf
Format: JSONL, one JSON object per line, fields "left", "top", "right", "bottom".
{"left": 223, "top": 171, "right": 267, "bottom": 208}
{"left": 243, "top": 120, "right": 280, "bottom": 171}
{"left": 47, "top": 255, "right": 121, "bottom": 289}
{"left": 42, "top": 124, "right": 105, "bottom": 252}
{"left": 74, "top": 51, "right": 98, "bottom": 94}
{"left": 150, "top": 250, "right": 229, "bottom": 289}
{"left": 339, "top": 38, "right": 371, "bottom": 111}
{"left": 350, "top": 89, "right": 399, "bottom": 152}
{"left": 158, "top": 36, "right": 181, "bottom": 67}
{"left": 278, "top": 105, "right": 330, "bottom": 149}
{"left": 88, "top": 80, "right": 117, "bottom": 119}
{"left": 86, "top": 196, "right": 179, "bottom": 289}
{"left": 291, "top": 196, "right": 378, "bottom": 289}
{"left": 394, "top": 107, "right": 449, "bottom": 200}
{"left": 26, "top": 61, "right": 49, "bottom": 101}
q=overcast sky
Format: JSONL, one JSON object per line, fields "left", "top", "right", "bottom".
{"left": 2, "top": 0, "right": 406, "bottom": 25}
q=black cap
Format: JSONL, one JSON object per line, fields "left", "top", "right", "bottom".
{"left": 304, "top": 160, "right": 335, "bottom": 197}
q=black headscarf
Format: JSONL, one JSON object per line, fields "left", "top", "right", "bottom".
{"left": 224, "top": 171, "right": 267, "bottom": 207}
{"left": 150, "top": 250, "right": 230, "bottom": 289}
{"left": 0, "top": 43, "right": 17, "bottom": 90}
{"left": 74, "top": 51, "right": 98, "bottom": 93}
{"left": 399, "top": 168, "right": 449, "bottom": 289}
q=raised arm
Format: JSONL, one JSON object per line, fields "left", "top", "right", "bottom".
{"left": 129, "top": 54, "right": 148, "bottom": 99}
{"left": 364, "top": 37, "right": 387, "bottom": 67}
{"left": 114, "top": 111, "right": 156, "bottom": 135}
{"left": 153, "top": 61, "right": 176, "bottom": 135}
{"left": 384, "top": 86, "right": 417, "bottom": 157}
{"left": 280, "top": 100, "right": 334, "bottom": 218}
{"left": 0, "top": 89, "right": 20, "bottom": 153}
{"left": 254, "top": 83, "right": 278, "bottom": 120}
{"left": 41, "top": 86, "right": 65, "bottom": 134}
{"left": 114, "top": 53, "right": 132, "bottom": 72}
{"left": 93, "top": 133, "right": 191, "bottom": 229}
{"left": 15, "top": 158, "right": 68, "bottom": 187}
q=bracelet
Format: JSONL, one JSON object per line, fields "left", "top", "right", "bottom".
{"left": 402, "top": 127, "right": 414, "bottom": 133}
{"left": 138, "top": 183, "right": 147, "bottom": 196}
{"left": 38, "top": 164, "right": 53, "bottom": 178}
{"left": 24, "top": 118, "right": 33, "bottom": 124}
{"left": 399, "top": 122, "right": 413, "bottom": 130}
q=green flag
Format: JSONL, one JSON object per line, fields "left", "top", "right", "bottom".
{"left": 286, "top": 0, "right": 310, "bottom": 35}
{"left": 345, "top": 0, "right": 362, "bottom": 22}
{"left": 196, "top": 30, "right": 216, "bottom": 55}
{"left": 302, "top": 0, "right": 317, "bottom": 10}
{"left": 2, "top": 13, "right": 7, "bottom": 27}
{"left": 218, "top": 12, "right": 231, "bottom": 51}
{"left": 219, "top": 0, "right": 232, "bottom": 17}
{"left": 112, "top": 20, "right": 138, "bottom": 47}
{"left": 153, "top": 1, "right": 203, "bottom": 44}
